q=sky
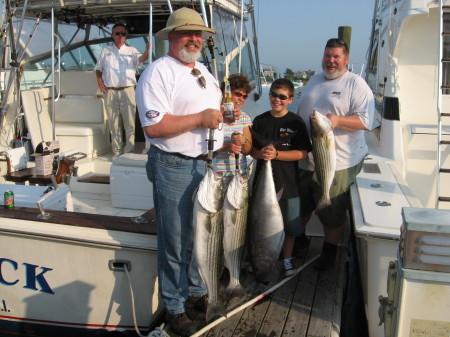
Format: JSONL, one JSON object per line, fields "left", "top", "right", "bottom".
{"left": 252, "top": 0, "right": 375, "bottom": 75}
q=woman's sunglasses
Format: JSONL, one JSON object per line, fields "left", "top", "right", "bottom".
{"left": 232, "top": 91, "right": 248, "bottom": 99}
{"left": 270, "top": 91, "right": 290, "bottom": 100}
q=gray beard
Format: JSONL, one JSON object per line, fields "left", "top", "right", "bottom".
{"left": 323, "top": 67, "right": 347, "bottom": 80}
{"left": 179, "top": 49, "right": 201, "bottom": 64}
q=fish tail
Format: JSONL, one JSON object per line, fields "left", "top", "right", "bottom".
{"left": 206, "top": 300, "right": 227, "bottom": 322}
{"left": 224, "top": 282, "right": 247, "bottom": 296}
{"left": 316, "top": 196, "right": 332, "bottom": 210}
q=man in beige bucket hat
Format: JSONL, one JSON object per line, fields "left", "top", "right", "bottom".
{"left": 136, "top": 7, "right": 223, "bottom": 336}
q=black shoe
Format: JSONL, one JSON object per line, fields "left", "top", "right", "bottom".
{"left": 314, "top": 242, "right": 337, "bottom": 271}
{"left": 187, "top": 294, "right": 208, "bottom": 313}
{"left": 166, "top": 312, "right": 196, "bottom": 337}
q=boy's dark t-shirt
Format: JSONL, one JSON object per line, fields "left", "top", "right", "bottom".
{"left": 252, "top": 111, "right": 312, "bottom": 199}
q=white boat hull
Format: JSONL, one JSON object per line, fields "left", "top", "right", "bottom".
{"left": 0, "top": 216, "right": 161, "bottom": 335}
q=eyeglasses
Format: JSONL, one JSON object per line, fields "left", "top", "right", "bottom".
{"left": 114, "top": 31, "right": 127, "bottom": 36}
{"left": 232, "top": 91, "right": 248, "bottom": 99}
{"left": 191, "top": 68, "right": 206, "bottom": 89}
{"left": 326, "top": 38, "right": 348, "bottom": 50}
{"left": 270, "top": 91, "right": 290, "bottom": 100}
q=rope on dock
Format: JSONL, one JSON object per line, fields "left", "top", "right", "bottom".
{"left": 189, "top": 254, "right": 320, "bottom": 337}
{"left": 124, "top": 268, "right": 170, "bottom": 337}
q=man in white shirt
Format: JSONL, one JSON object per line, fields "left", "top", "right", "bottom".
{"left": 95, "top": 23, "right": 149, "bottom": 157}
{"left": 136, "top": 8, "right": 223, "bottom": 336}
{"left": 297, "top": 38, "right": 374, "bottom": 271}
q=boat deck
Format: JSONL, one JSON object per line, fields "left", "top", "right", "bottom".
{"left": 162, "top": 233, "right": 354, "bottom": 337}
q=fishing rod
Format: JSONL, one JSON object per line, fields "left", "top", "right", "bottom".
{"left": 199, "top": 0, "right": 218, "bottom": 165}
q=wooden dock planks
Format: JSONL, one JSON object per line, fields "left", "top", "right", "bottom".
{"left": 180, "top": 235, "right": 348, "bottom": 337}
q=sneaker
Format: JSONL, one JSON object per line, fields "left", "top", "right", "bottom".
{"left": 187, "top": 294, "right": 208, "bottom": 313}
{"left": 314, "top": 242, "right": 338, "bottom": 271}
{"left": 165, "top": 312, "right": 196, "bottom": 337}
{"left": 283, "top": 257, "right": 296, "bottom": 277}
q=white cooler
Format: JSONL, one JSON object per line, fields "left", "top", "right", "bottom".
{"left": 110, "top": 153, "right": 153, "bottom": 210}
{"left": 381, "top": 207, "right": 450, "bottom": 337}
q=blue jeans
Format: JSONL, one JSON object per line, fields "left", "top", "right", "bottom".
{"left": 146, "top": 146, "right": 207, "bottom": 314}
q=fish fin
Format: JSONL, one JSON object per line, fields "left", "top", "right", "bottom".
{"left": 312, "top": 172, "right": 318, "bottom": 183}
{"left": 206, "top": 300, "right": 227, "bottom": 322}
{"left": 276, "top": 186, "right": 284, "bottom": 201}
{"left": 192, "top": 186, "right": 200, "bottom": 203}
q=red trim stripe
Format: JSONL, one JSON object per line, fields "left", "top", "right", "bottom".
{"left": 0, "top": 314, "right": 149, "bottom": 330}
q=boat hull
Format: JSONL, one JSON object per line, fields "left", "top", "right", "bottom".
{"left": 0, "top": 215, "right": 161, "bottom": 336}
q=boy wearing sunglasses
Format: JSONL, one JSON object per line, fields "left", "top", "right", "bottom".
{"left": 248, "top": 78, "right": 312, "bottom": 277}
{"left": 95, "top": 23, "right": 150, "bottom": 158}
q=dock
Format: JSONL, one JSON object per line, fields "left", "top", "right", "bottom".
{"left": 162, "top": 232, "right": 361, "bottom": 337}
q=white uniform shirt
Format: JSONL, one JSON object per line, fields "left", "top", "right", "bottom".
{"left": 95, "top": 44, "right": 142, "bottom": 87}
{"left": 297, "top": 71, "right": 374, "bottom": 171}
{"left": 136, "top": 55, "right": 223, "bottom": 157}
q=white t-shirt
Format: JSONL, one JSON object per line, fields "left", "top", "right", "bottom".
{"left": 95, "top": 44, "right": 142, "bottom": 87}
{"left": 297, "top": 71, "right": 374, "bottom": 171}
{"left": 136, "top": 55, "right": 223, "bottom": 157}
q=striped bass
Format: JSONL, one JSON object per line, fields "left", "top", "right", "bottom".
{"left": 193, "top": 167, "right": 226, "bottom": 322}
{"left": 310, "top": 110, "right": 336, "bottom": 210}
{"left": 223, "top": 171, "right": 249, "bottom": 295}
{"left": 248, "top": 159, "right": 285, "bottom": 283}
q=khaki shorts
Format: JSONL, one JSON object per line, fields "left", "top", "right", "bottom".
{"left": 298, "top": 159, "right": 364, "bottom": 228}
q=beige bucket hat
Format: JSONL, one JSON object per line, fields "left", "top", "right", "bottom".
{"left": 156, "top": 7, "right": 216, "bottom": 40}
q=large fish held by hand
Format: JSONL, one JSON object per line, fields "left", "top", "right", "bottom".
{"left": 248, "top": 159, "right": 285, "bottom": 283}
{"left": 193, "top": 167, "right": 226, "bottom": 322}
{"left": 310, "top": 110, "right": 336, "bottom": 210}
{"left": 223, "top": 170, "right": 249, "bottom": 295}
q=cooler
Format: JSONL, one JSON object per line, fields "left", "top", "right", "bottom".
{"left": 381, "top": 207, "right": 450, "bottom": 337}
{"left": 110, "top": 153, "right": 153, "bottom": 210}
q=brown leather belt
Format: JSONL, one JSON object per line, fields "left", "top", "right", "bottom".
{"left": 108, "top": 86, "right": 131, "bottom": 90}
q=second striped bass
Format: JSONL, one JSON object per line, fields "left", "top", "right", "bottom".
{"left": 310, "top": 110, "right": 336, "bottom": 210}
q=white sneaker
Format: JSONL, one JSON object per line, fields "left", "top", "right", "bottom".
{"left": 283, "top": 258, "right": 296, "bottom": 277}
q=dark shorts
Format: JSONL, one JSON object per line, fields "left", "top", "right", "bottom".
{"left": 279, "top": 197, "right": 304, "bottom": 237}
{"left": 298, "top": 159, "right": 364, "bottom": 228}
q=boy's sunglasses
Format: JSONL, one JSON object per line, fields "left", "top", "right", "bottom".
{"left": 232, "top": 91, "right": 248, "bottom": 99}
{"left": 114, "top": 32, "right": 127, "bottom": 36}
{"left": 270, "top": 91, "right": 290, "bottom": 100}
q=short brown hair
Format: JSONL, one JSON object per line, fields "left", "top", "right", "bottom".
{"left": 325, "top": 38, "right": 349, "bottom": 55}
{"left": 270, "top": 78, "right": 295, "bottom": 98}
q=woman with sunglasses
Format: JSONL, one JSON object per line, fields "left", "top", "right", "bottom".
{"left": 95, "top": 23, "right": 150, "bottom": 158}
{"left": 216, "top": 73, "right": 253, "bottom": 180}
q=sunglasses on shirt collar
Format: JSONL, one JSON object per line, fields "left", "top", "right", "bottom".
{"left": 191, "top": 68, "right": 206, "bottom": 89}
{"left": 270, "top": 91, "right": 290, "bottom": 100}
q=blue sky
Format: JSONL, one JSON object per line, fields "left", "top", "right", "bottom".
{"left": 252, "top": 0, "right": 375, "bottom": 74}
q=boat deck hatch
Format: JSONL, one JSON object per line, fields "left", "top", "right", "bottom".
{"left": 363, "top": 162, "right": 381, "bottom": 174}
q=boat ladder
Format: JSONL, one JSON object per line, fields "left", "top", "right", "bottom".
{"left": 437, "top": 2, "right": 450, "bottom": 207}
